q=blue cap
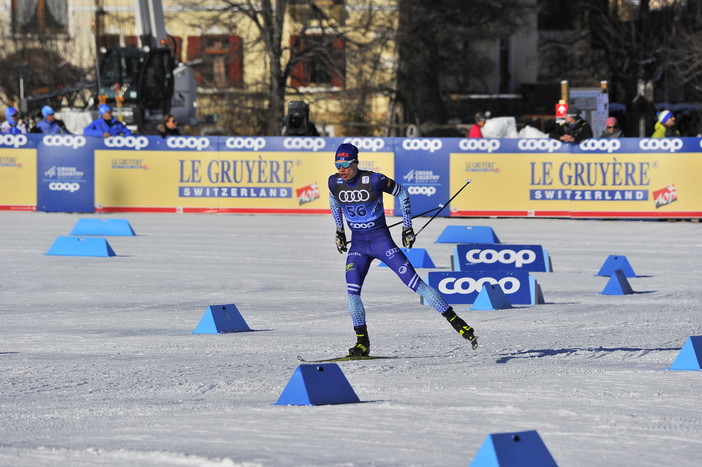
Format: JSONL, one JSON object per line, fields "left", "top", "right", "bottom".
{"left": 98, "top": 104, "right": 112, "bottom": 116}
{"left": 335, "top": 143, "right": 359, "bottom": 162}
{"left": 5, "top": 107, "right": 18, "bottom": 121}
{"left": 41, "top": 105, "right": 55, "bottom": 118}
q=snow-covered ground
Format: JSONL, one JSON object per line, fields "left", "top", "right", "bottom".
{"left": 1, "top": 211, "right": 700, "bottom": 467}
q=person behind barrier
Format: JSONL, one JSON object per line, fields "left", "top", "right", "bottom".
{"left": 651, "top": 110, "right": 680, "bottom": 138}
{"left": 467, "top": 112, "right": 487, "bottom": 138}
{"left": 83, "top": 104, "right": 133, "bottom": 138}
{"left": 549, "top": 106, "right": 593, "bottom": 143}
{"left": 328, "top": 143, "right": 478, "bottom": 357}
{"left": 599, "top": 116, "right": 624, "bottom": 138}
{"left": 158, "top": 114, "right": 180, "bottom": 137}
{"left": 1, "top": 106, "right": 28, "bottom": 134}
{"left": 31, "top": 106, "right": 71, "bottom": 134}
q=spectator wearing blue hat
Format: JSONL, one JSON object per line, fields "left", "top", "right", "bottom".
{"left": 1, "top": 106, "right": 28, "bottom": 134}
{"left": 31, "top": 106, "right": 71, "bottom": 134}
{"left": 83, "top": 104, "right": 133, "bottom": 138}
{"left": 651, "top": 110, "right": 680, "bottom": 138}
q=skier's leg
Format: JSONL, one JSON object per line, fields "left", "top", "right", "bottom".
{"left": 345, "top": 252, "right": 372, "bottom": 355}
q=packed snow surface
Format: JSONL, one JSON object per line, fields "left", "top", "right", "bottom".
{"left": 1, "top": 212, "right": 701, "bottom": 466}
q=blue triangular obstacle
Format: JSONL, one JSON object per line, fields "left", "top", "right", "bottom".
{"left": 600, "top": 269, "right": 634, "bottom": 295}
{"left": 275, "top": 363, "right": 361, "bottom": 406}
{"left": 192, "top": 304, "right": 251, "bottom": 334}
{"left": 378, "top": 248, "right": 435, "bottom": 268}
{"left": 70, "top": 218, "right": 136, "bottom": 236}
{"left": 597, "top": 255, "right": 637, "bottom": 277}
{"left": 471, "top": 430, "right": 558, "bottom": 467}
{"left": 470, "top": 283, "right": 513, "bottom": 310}
{"left": 435, "top": 225, "right": 500, "bottom": 244}
{"left": 46, "top": 236, "right": 116, "bottom": 257}
{"left": 668, "top": 336, "right": 702, "bottom": 371}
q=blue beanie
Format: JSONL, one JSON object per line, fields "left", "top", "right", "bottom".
{"left": 335, "top": 143, "right": 359, "bottom": 162}
{"left": 98, "top": 104, "right": 112, "bottom": 116}
{"left": 658, "top": 110, "right": 673, "bottom": 124}
{"left": 41, "top": 105, "right": 55, "bottom": 118}
{"left": 5, "top": 107, "right": 17, "bottom": 123}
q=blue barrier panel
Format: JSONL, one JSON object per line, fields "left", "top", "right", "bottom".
{"left": 471, "top": 430, "right": 558, "bottom": 467}
{"left": 470, "top": 283, "right": 513, "bottom": 310}
{"left": 668, "top": 336, "right": 702, "bottom": 371}
{"left": 597, "top": 255, "right": 637, "bottom": 277}
{"left": 427, "top": 270, "right": 532, "bottom": 305}
{"left": 192, "top": 304, "right": 251, "bottom": 334}
{"left": 37, "top": 135, "right": 98, "bottom": 213}
{"left": 453, "top": 244, "right": 551, "bottom": 272}
{"left": 436, "top": 225, "right": 500, "bottom": 243}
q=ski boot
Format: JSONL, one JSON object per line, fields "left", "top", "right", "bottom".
{"left": 348, "top": 325, "right": 370, "bottom": 357}
{"left": 442, "top": 307, "right": 478, "bottom": 350}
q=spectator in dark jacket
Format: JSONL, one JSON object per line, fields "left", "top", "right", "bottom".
{"left": 550, "top": 106, "right": 593, "bottom": 143}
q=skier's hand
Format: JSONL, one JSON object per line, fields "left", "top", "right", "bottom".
{"left": 402, "top": 227, "right": 416, "bottom": 249}
{"left": 335, "top": 228, "right": 348, "bottom": 253}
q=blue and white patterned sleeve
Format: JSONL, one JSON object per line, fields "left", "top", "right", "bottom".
{"left": 329, "top": 193, "right": 345, "bottom": 230}
{"left": 397, "top": 184, "right": 413, "bottom": 228}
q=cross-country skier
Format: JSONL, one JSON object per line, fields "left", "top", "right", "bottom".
{"left": 328, "top": 142, "right": 478, "bottom": 356}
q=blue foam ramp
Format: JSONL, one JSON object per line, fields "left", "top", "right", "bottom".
{"left": 470, "top": 283, "right": 513, "bottom": 310}
{"left": 46, "top": 236, "right": 116, "bottom": 257}
{"left": 597, "top": 255, "right": 637, "bottom": 277}
{"left": 600, "top": 269, "right": 634, "bottom": 295}
{"left": 70, "top": 218, "right": 136, "bottom": 236}
{"left": 530, "top": 276, "right": 546, "bottom": 304}
{"left": 471, "top": 430, "right": 558, "bottom": 467}
{"left": 378, "top": 248, "right": 435, "bottom": 268}
{"left": 192, "top": 304, "right": 251, "bottom": 334}
{"left": 668, "top": 336, "right": 702, "bottom": 371}
{"left": 435, "top": 225, "right": 500, "bottom": 244}
{"left": 275, "top": 364, "right": 361, "bottom": 406}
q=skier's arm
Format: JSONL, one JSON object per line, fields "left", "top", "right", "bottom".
{"left": 397, "top": 185, "right": 416, "bottom": 248}
{"left": 329, "top": 193, "right": 347, "bottom": 253}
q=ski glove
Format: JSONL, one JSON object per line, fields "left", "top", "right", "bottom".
{"left": 335, "top": 228, "right": 348, "bottom": 253}
{"left": 402, "top": 227, "right": 416, "bottom": 249}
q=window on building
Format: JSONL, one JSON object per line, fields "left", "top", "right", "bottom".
{"left": 187, "top": 35, "right": 243, "bottom": 88}
{"left": 12, "top": 0, "right": 68, "bottom": 34}
{"left": 289, "top": 35, "right": 346, "bottom": 88}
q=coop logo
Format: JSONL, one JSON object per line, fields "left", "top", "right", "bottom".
{"left": 459, "top": 139, "right": 501, "bottom": 153}
{"left": 338, "top": 190, "right": 370, "bottom": 202}
{"left": 401, "top": 139, "right": 443, "bottom": 153}
{"left": 48, "top": 182, "right": 80, "bottom": 192}
{"left": 349, "top": 221, "right": 376, "bottom": 230}
{"left": 225, "top": 137, "right": 266, "bottom": 151}
{"left": 438, "top": 276, "right": 521, "bottom": 295}
{"left": 579, "top": 139, "right": 621, "bottom": 153}
{"left": 517, "top": 139, "right": 562, "bottom": 152}
{"left": 652, "top": 184, "right": 677, "bottom": 208}
{"left": 639, "top": 138, "right": 683, "bottom": 152}
{"left": 0, "top": 134, "right": 28, "bottom": 148}
{"left": 407, "top": 186, "right": 437, "bottom": 196}
{"left": 166, "top": 136, "right": 210, "bottom": 151}
{"left": 105, "top": 135, "right": 150, "bottom": 150}
{"left": 466, "top": 248, "right": 536, "bottom": 268}
{"left": 343, "top": 137, "right": 385, "bottom": 152}
{"left": 43, "top": 135, "right": 87, "bottom": 149}
{"left": 283, "top": 137, "right": 326, "bottom": 151}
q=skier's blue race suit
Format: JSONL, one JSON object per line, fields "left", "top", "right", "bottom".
{"left": 328, "top": 170, "right": 451, "bottom": 327}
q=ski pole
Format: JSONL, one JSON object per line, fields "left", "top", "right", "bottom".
{"left": 387, "top": 205, "right": 443, "bottom": 229}
{"left": 414, "top": 179, "right": 472, "bottom": 237}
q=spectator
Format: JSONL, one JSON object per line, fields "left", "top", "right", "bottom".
{"left": 599, "top": 116, "right": 624, "bottom": 138}
{"left": 651, "top": 110, "right": 680, "bottom": 138}
{"left": 83, "top": 104, "right": 133, "bottom": 138}
{"left": 1, "top": 107, "right": 28, "bottom": 134}
{"left": 159, "top": 114, "right": 180, "bottom": 137}
{"left": 31, "top": 106, "right": 71, "bottom": 134}
{"left": 549, "top": 106, "right": 593, "bottom": 143}
{"left": 467, "top": 112, "right": 487, "bottom": 138}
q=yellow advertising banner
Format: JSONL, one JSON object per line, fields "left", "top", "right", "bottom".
{"left": 0, "top": 149, "right": 37, "bottom": 209}
{"left": 450, "top": 152, "right": 702, "bottom": 217}
{"left": 95, "top": 150, "right": 395, "bottom": 212}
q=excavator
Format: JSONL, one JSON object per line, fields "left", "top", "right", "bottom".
{"left": 22, "top": 0, "right": 196, "bottom": 134}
